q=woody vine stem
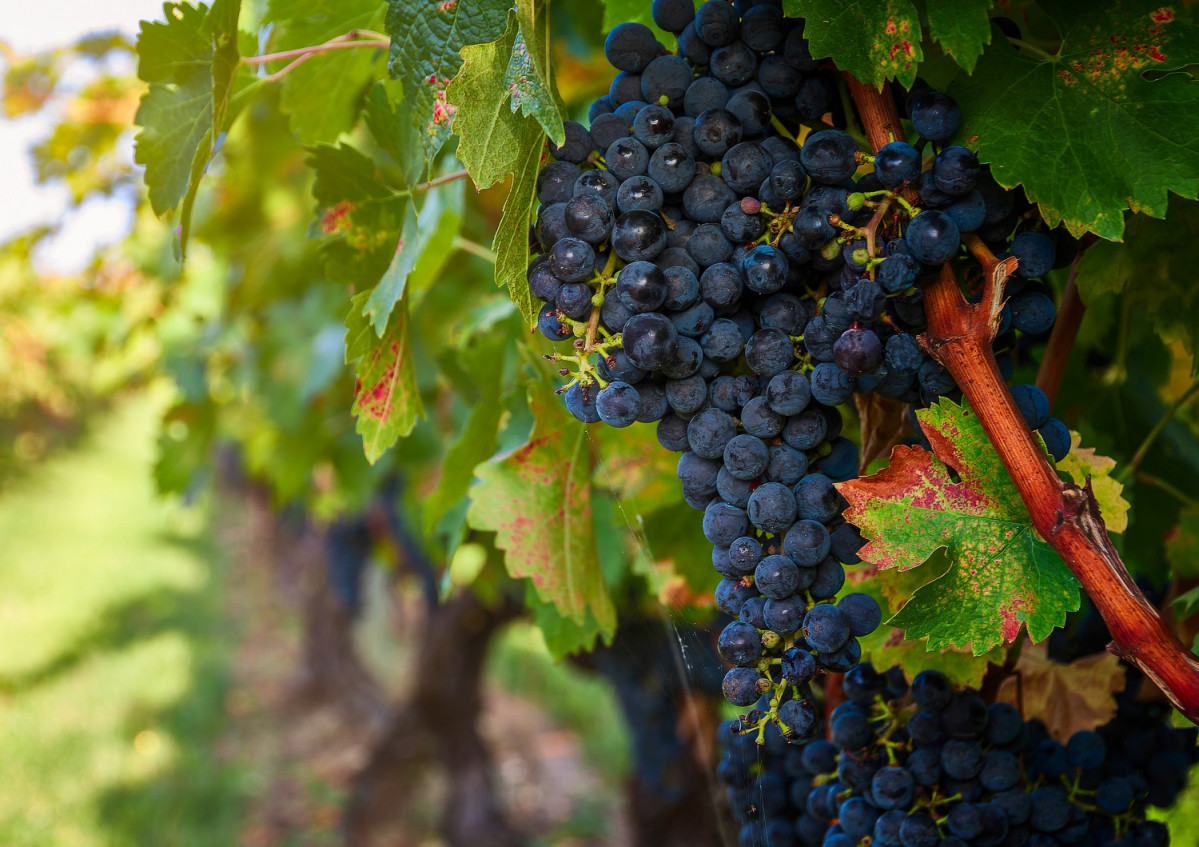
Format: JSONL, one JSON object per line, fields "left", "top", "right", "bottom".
{"left": 845, "top": 74, "right": 1199, "bottom": 723}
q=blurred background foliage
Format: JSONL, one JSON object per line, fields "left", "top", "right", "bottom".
{"left": 2, "top": 1, "right": 1199, "bottom": 845}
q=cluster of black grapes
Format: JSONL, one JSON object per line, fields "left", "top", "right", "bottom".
{"left": 719, "top": 664, "right": 1193, "bottom": 847}
{"left": 526, "top": 0, "right": 1085, "bottom": 747}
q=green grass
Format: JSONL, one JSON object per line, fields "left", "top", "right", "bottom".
{"left": 0, "top": 388, "right": 244, "bottom": 847}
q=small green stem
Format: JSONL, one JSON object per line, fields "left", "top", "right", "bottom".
{"left": 769, "top": 114, "right": 798, "bottom": 144}
{"left": 1117, "top": 378, "right": 1199, "bottom": 481}
{"left": 453, "top": 236, "right": 496, "bottom": 264}
{"left": 1135, "top": 471, "right": 1199, "bottom": 511}
{"left": 1006, "top": 37, "right": 1057, "bottom": 63}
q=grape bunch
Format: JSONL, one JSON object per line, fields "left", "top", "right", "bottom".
{"left": 721, "top": 664, "right": 1194, "bottom": 847}
{"left": 526, "top": 0, "right": 1078, "bottom": 746}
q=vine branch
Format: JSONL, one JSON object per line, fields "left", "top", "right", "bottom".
{"left": 1036, "top": 237, "right": 1096, "bottom": 406}
{"left": 242, "top": 31, "right": 390, "bottom": 81}
{"left": 846, "top": 77, "right": 1199, "bottom": 723}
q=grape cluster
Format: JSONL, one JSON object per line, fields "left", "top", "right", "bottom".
{"left": 527, "top": 0, "right": 1080, "bottom": 747}
{"left": 719, "top": 664, "right": 1193, "bottom": 847}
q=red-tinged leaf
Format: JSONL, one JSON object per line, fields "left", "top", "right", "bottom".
{"left": 467, "top": 379, "right": 617, "bottom": 635}
{"left": 346, "top": 290, "right": 424, "bottom": 463}
{"left": 838, "top": 398, "right": 1080, "bottom": 655}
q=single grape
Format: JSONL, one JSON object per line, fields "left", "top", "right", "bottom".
{"left": 873, "top": 140, "right": 921, "bottom": 188}
{"left": 763, "top": 595, "right": 805, "bottom": 634}
{"left": 1039, "top": 417, "right": 1070, "bottom": 462}
{"left": 724, "top": 434, "right": 770, "bottom": 480}
{"left": 905, "top": 209, "right": 961, "bottom": 264}
{"left": 622, "top": 312, "right": 679, "bottom": 370}
{"left": 603, "top": 22, "right": 662, "bottom": 73}
{"left": 803, "top": 602, "right": 850, "bottom": 653}
{"left": 704, "top": 500, "right": 749, "bottom": 547}
{"left": 747, "top": 482, "right": 798, "bottom": 533}
{"left": 838, "top": 593, "right": 881, "bottom": 636}
{"left": 722, "top": 666, "right": 763, "bottom": 706}
{"left": 911, "top": 90, "right": 961, "bottom": 142}
{"left": 688, "top": 407, "right": 738, "bottom": 459}
{"left": 933, "top": 145, "right": 980, "bottom": 195}
{"left": 800, "top": 129, "right": 859, "bottom": 184}
{"left": 755, "top": 554, "right": 801, "bottom": 599}
{"left": 595, "top": 381, "right": 641, "bottom": 428}
{"left": 745, "top": 328, "right": 794, "bottom": 376}
{"left": 694, "top": 0, "right": 739, "bottom": 47}
{"left": 718, "top": 619, "right": 764, "bottom": 666}
{"left": 871, "top": 765, "right": 915, "bottom": 811}
{"left": 1010, "top": 231, "right": 1056, "bottom": 278}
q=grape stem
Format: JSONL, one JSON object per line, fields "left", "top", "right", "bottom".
{"left": 847, "top": 77, "right": 1199, "bottom": 724}
{"left": 1035, "top": 237, "right": 1096, "bottom": 405}
{"left": 243, "top": 31, "right": 390, "bottom": 82}
{"left": 415, "top": 169, "right": 471, "bottom": 192}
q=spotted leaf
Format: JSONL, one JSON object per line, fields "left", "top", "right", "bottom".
{"left": 467, "top": 378, "right": 617, "bottom": 636}
{"left": 385, "top": 0, "right": 511, "bottom": 166}
{"left": 838, "top": 398, "right": 1080, "bottom": 655}
{"left": 950, "top": 1, "right": 1199, "bottom": 240}
{"left": 783, "top": 0, "right": 923, "bottom": 88}
{"left": 346, "top": 289, "right": 425, "bottom": 463}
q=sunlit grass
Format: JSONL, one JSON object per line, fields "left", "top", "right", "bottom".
{"left": 0, "top": 388, "right": 244, "bottom": 846}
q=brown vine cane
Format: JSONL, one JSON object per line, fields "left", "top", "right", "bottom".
{"left": 842, "top": 73, "right": 1199, "bottom": 723}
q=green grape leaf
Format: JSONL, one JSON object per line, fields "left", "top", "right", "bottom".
{"left": 950, "top": 4, "right": 1199, "bottom": 240}
{"left": 923, "top": 0, "right": 993, "bottom": 73}
{"left": 1173, "top": 582, "right": 1199, "bottom": 619}
{"left": 1056, "top": 432, "right": 1131, "bottom": 534}
{"left": 385, "top": 0, "right": 511, "bottom": 165}
{"left": 155, "top": 400, "right": 216, "bottom": 495}
{"left": 636, "top": 502, "right": 721, "bottom": 604}
{"left": 1074, "top": 199, "right": 1199, "bottom": 371}
{"left": 532, "top": 588, "right": 610, "bottom": 659}
{"left": 838, "top": 398, "right": 1080, "bottom": 654}
{"left": 423, "top": 332, "right": 509, "bottom": 534}
{"left": 364, "top": 80, "right": 424, "bottom": 188}
{"left": 307, "top": 143, "right": 406, "bottom": 289}
{"left": 783, "top": 0, "right": 922, "bottom": 88}
{"left": 467, "top": 378, "right": 618, "bottom": 636}
{"left": 591, "top": 422, "right": 683, "bottom": 515}
{"left": 850, "top": 555, "right": 1007, "bottom": 688}
{"left": 447, "top": 13, "right": 543, "bottom": 327}
{"left": 134, "top": 0, "right": 242, "bottom": 252}
{"left": 403, "top": 174, "right": 467, "bottom": 309}
{"left": 447, "top": 14, "right": 540, "bottom": 190}
{"left": 263, "top": 0, "right": 385, "bottom": 145}
{"left": 363, "top": 171, "right": 464, "bottom": 335}
{"left": 513, "top": 0, "right": 565, "bottom": 144}
{"left": 506, "top": 30, "right": 564, "bottom": 143}
{"left": 345, "top": 289, "right": 425, "bottom": 463}
{"left": 490, "top": 137, "right": 543, "bottom": 331}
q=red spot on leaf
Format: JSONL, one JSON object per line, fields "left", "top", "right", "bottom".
{"left": 356, "top": 342, "right": 403, "bottom": 420}
{"left": 1150, "top": 7, "right": 1174, "bottom": 23}
{"left": 320, "top": 200, "right": 354, "bottom": 235}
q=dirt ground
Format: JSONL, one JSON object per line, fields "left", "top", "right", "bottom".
{"left": 214, "top": 491, "right": 629, "bottom": 847}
